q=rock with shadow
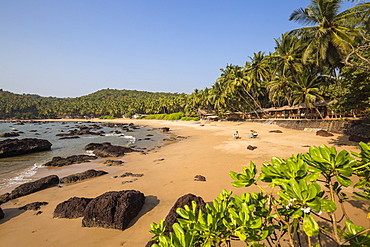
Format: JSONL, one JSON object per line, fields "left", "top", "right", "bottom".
{"left": 82, "top": 190, "right": 145, "bottom": 230}
{"left": 54, "top": 197, "right": 93, "bottom": 218}
{"left": 0, "top": 138, "right": 52, "bottom": 158}
{"left": 316, "top": 130, "right": 334, "bottom": 137}
{"left": 18, "top": 202, "right": 48, "bottom": 211}
{"left": 60, "top": 169, "right": 108, "bottom": 184}
{"left": 10, "top": 175, "right": 59, "bottom": 200}
{"left": 0, "top": 193, "right": 11, "bottom": 204}
{"left": 44, "top": 155, "right": 98, "bottom": 167}
{"left": 84, "top": 142, "right": 136, "bottom": 157}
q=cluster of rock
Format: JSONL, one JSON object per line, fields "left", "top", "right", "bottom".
{"left": 43, "top": 155, "right": 98, "bottom": 167}
{"left": 0, "top": 169, "right": 108, "bottom": 205}
{"left": 0, "top": 138, "right": 52, "bottom": 158}
{"left": 53, "top": 190, "right": 145, "bottom": 231}
{"left": 85, "top": 142, "right": 136, "bottom": 157}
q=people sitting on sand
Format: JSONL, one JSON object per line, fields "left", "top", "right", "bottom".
{"left": 232, "top": 131, "right": 240, "bottom": 139}
{"left": 250, "top": 130, "right": 258, "bottom": 138}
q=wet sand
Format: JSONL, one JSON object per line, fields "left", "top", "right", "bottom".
{"left": 0, "top": 118, "right": 367, "bottom": 246}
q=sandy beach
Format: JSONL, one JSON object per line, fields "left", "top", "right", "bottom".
{"left": 0, "top": 119, "right": 367, "bottom": 246}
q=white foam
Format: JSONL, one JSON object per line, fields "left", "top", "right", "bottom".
{"left": 3, "top": 163, "right": 45, "bottom": 188}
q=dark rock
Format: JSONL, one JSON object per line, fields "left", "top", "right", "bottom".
{"left": 0, "top": 207, "right": 4, "bottom": 219}
{"left": 0, "top": 132, "right": 20, "bottom": 137}
{"left": 0, "top": 138, "right": 52, "bottom": 158}
{"left": 247, "top": 145, "right": 257, "bottom": 150}
{"left": 59, "top": 136, "right": 80, "bottom": 140}
{"left": 18, "top": 202, "right": 48, "bottom": 211}
{"left": 60, "top": 169, "right": 108, "bottom": 184}
{"left": 316, "top": 130, "right": 334, "bottom": 137}
{"left": 120, "top": 172, "right": 143, "bottom": 178}
{"left": 82, "top": 190, "right": 145, "bottom": 230}
{"left": 44, "top": 155, "right": 98, "bottom": 167}
{"left": 35, "top": 211, "right": 42, "bottom": 215}
{"left": 10, "top": 175, "right": 59, "bottom": 199}
{"left": 0, "top": 193, "right": 11, "bottom": 204}
{"left": 161, "top": 127, "right": 170, "bottom": 133}
{"left": 104, "top": 160, "right": 124, "bottom": 166}
{"left": 53, "top": 197, "right": 92, "bottom": 218}
{"left": 84, "top": 142, "right": 135, "bottom": 157}
{"left": 194, "top": 175, "right": 206, "bottom": 181}
{"left": 164, "top": 194, "right": 205, "bottom": 234}
{"left": 349, "top": 135, "right": 370, "bottom": 143}
{"left": 269, "top": 130, "right": 283, "bottom": 133}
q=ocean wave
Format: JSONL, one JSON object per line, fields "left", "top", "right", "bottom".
{"left": 0, "top": 163, "right": 45, "bottom": 190}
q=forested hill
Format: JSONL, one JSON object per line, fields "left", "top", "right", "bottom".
{"left": 0, "top": 89, "right": 186, "bottom": 119}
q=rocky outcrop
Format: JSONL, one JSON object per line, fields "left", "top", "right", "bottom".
{"left": 84, "top": 142, "right": 135, "bottom": 157}
{"left": 104, "top": 160, "right": 124, "bottom": 166}
{"left": 0, "top": 132, "right": 20, "bottom": 137}
{"left": 18, "top": 202, "right": 48, "bottom": 211}
{"left": 0, "top": 207, "right": 4, "bottom": 219}
{"left": 82, "top": 190, "right": 145, "bottom": 230}
{"left": 161, "top": 127, "right": 170, "bottom": 133}
{"left": 146, "top": 193, "right": 206, "bottom": 246}
{"left": 10, "top": 175, "right": 59, "bottom": 199}
{"left": 0, "top": 138, "right": 52, "bottom": 158}
{"left": 60, "top": 169, "right": 108, "bottom": 184}
{"left": 247, "top": 145, "right": 257, "bottom": 150}
{"left": 54, "top": 197, "right": 92, "bottom": 218}
{"left": 0, "top": 193, "right": 11, "bottom": 204}
{"left": 43, "top": 155, "right": 97, "bottom": 167}
{"left": 164, "top": 194, "right": 205, "bottom": 234}
{"left": 316, "top": 130, "right": 334, "bottom": 137}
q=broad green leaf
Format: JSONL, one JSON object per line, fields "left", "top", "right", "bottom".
{"left": 320, "top": 199, "right": 337, "bottom": 212}
{"left": 336, "top": 168, "right": 353, "bottom": 177}
{"left": 303, "top": 214, "right": 320, "bottom": 236}
{"left": 305, "top": 172, "right": 321, "bottom": 181}
{"left": 307, "top": 197, "right": 321, "bottom": 212}
{"left": 345, "top": 220, "right": 356, "bottom": 235}
{"left": 336, "top": 174, "right": 353, "bottom": 187}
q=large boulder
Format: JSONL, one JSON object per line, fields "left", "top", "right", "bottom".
{"left": 84, "top": 142, "right": 135, "bottom": 157}
{"left": 82, "top": 190, "right": 145, "bottom": 230}
{"left": 43, "top": 155, "right": 98, "bottom": 167}
{"left": 54, "top": 197, "right": 92, "bottom": 218}
{"left": 10, "top": 175, "right": 59, "bottom": 199}
{"left": 0, "top": 207, "right": 4, "bottom": 219}
{"left": 60, "top": 169, "right": 108, "bottom": 184}
{"left": 0, "top": 138, "right": 52, "bottom": 158}
{"left": 146, "top": 193, "right": 206, "bottom": 246}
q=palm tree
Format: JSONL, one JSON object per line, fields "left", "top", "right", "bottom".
{"left": 289, "top": 0, "right": 370, "bottom": 69}
{"left": 291, "top": 68, "right": 325, "bottom": 118}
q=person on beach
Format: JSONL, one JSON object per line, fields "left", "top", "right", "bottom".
{"left": 232, "top": 131, "right": 240, "bottom": 139}
{"left": 250, "top": 130, "right": 258, "bottom": 138}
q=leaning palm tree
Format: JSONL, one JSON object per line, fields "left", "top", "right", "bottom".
{"left": 289, "top": 0, "right": 370, "bottom": 69}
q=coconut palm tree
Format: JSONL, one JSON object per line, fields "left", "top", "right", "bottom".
{"left": 289, "top": 0, "right": 370, "bottom": 69}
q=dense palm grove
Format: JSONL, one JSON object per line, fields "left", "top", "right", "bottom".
{"left": 1, "top": 0, "right": 369, "bottom": 120}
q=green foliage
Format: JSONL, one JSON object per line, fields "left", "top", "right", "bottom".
{"left": 150, "top": 142, "right": 370, "bottom": 246}
{"left": 145, "top": 112, "right": 185, "bottom": 120}
{"left": 99, "top": 115, "right": 116, "bottom": 119}
{"left": 181, "top": 117, "right": 200, "bottom": 121}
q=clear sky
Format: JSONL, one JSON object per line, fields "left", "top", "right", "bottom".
{"left": 0, "top": 0, "right": 357, "bottom": 98}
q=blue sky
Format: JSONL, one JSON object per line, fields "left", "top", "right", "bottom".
{"left": 0, "top": 0, "right": 357, "bottom": 98}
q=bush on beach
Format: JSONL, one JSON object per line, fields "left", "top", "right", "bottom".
{"left": 149, "top": 142, "right": 370, "bottom": 246}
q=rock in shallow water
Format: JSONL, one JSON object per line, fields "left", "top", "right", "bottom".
{"left": 10, "top": 175, "right": 59, "bottom": 200}
{"left": 0, "top": 138, "right": 52, "bottom": 158}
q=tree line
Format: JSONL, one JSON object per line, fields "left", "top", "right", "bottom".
{"left": 1, "top": 0, "right": 369, "bottom": 120}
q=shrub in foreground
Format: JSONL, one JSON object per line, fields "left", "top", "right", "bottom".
{"left": 150, "top": 142, "right": 370, "bottom": 246}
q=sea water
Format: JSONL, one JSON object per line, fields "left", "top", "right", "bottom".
{"left": 0, "top": 121, "right": 165, "bottom": 191}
